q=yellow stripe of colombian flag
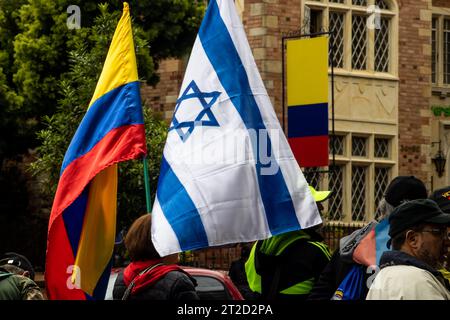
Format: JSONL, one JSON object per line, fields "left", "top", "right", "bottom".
{"left": 88, "top": 3, "right": 138, "bottom": 109}
{"left": 286, "top": 37, "right": 328, "bottom": 106}
{"left": 72, "top": 3, "right": 139, "bottom": 295}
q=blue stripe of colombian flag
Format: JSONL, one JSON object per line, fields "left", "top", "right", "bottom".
{"left": 61, "top": 82, "right": 143, "bottom": 173}
{"left": 287, "top": 103, "right": 328, "bottom": 138}
{"left": 63, "top": 189, "right": 89, "bottom": 257}
{"left": 288, "top": 103, "right": 329, "bottom": 167}
{"left": 198, "top": 0, "right": 300, "bottom": 234}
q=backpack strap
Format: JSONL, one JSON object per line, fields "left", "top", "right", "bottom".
{"left": 121, "top": 263, "right": 164, "bottom": 300}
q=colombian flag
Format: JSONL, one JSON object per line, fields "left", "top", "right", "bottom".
{"left": 45, "top": 3, "right": 146, "bottom": 300}
{"left": 286, "top": 37, "right": 329, "bottom": 167}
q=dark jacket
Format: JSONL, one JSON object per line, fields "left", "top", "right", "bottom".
{"left": 229, "top": 258, "right": 247, "bottom": 287}
{"left": 308, "top": 222, "right": 379, "bottom": 300}
{"left": 0, "top": 269, "right": 44, "bottom": 300}
{"left": 247, "top": 230, "right": 331, "bottom": 301}
{"left": 307, "top": 247, "right": 366, "bottom": 300}
{"left": 308, "top": 244, "right": 377, "bottom": 300}
{"left": 229, "top": 258, "right": 259, "bottom": 300}
{"left": 113, "top": 270, "right": 199, "bottom": 300}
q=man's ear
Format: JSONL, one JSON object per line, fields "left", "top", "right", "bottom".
{"left": 405, "top": 230, "right": 420, "bottom": 250}
{"left": 22, "top": 270, "right": 30, "bottom": 278}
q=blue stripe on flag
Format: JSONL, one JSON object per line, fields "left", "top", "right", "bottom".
{"left": 62, "top": 187, "right": 89, "bottom": 257}
{"left": 198, "top": 0, "right": 300, "bottom": 234}
{"left": 157, "top": 156, "right": 209, "bottom": 250}
{"left": 375, "top": 218, "right": 390, "bottom": 265}
{"left": 61, "top": 81, "right": 144, "bottom": 174}
{"left": 90, "top": 259, "right": 112, "bottom": 300}
{"left": 288, "top": 103, "right": 328, "bottom": 138}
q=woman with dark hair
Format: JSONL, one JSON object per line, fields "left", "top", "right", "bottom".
{"left": 112, "top": 214, "right": 199, "bottom": 300}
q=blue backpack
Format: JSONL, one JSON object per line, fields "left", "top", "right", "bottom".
{"left": 331, "top": 265, "right": 365, "bottom": 300}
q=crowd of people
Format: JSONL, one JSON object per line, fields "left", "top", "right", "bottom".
{"left": 242, "top": 177, "right": 450, "bottom": 300}
{"left": 1, "top": 176, "right": 449, "bottom": 300}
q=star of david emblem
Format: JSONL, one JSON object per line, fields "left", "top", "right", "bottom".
{"left": 169, "top": 80, "right": 221, "bottom": 142}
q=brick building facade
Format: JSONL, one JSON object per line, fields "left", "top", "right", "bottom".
{"left": 398, "top": 0, "right": 432, "bottom": 183}
{"left": 141, "top": 0, "right": 450, "bottom": 224}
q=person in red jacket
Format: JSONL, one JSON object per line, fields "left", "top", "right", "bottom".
{"left": 113, "top": 214, "right": 199, "bottom": 300}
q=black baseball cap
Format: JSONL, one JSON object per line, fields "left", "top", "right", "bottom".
{"left": 387, "top": 199, "right": 450, "bottom": 248}
{"left": 429, "top": 186, "right": 450, "bottom": 214}
{"left": 384, "top": 176, "right": 427, "bottom": 207}
{"left": 0, "top": 252, "right": 35, "bottom": 280}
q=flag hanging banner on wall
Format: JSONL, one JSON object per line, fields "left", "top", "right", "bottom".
{"left": 286, "top": 37, "right": 329, "bottom": 167}
{"left": 45, "top": 3, "right": 146, "bottom": 300}
{"left": 151, "top": 0, "right": 322, "bottom": 257}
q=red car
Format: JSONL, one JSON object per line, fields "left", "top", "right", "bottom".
{"left": 181, "top": 266, "right": 243, "bottom": 300}
{"left": 106, "top": 266, "right": 244, "bottom": 300}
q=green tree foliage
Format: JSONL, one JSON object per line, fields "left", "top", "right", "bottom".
{"left": 0, "top": 0, "right": 203, "bottom": 156}
{"left": 0, "top": 0, "right": 26, "bottom": 161}
{"left": 30, "top": 3, "right": 168, "bottom": 231}
{"left": 0, "top": 1, "right": 203, "bottom": 267}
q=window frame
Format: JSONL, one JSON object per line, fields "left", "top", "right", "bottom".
{"left": 432, "top": 13, "right": 450, "bottom": 88}
{"left": 306, "top": 132, "right": 395, "bottom": 223}
{"left": 302, "top": 0, "right": 398, "bottom": 77}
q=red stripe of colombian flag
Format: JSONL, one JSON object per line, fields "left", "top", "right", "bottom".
{"left": 286, "top": 37, "right": 329, "bottom": 168}
{"left": 45, "top": 3, "right": 146, "bottom": 300}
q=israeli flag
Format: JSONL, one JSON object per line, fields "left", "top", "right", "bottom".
{"left": 151, "top": 0, "right": 321, "bottom": 256}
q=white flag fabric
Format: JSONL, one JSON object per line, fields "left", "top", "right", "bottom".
{"left": 151, "top": 0, "right": 322, "bottom": 256}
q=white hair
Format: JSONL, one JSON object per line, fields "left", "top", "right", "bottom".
{"left": 375, "top": 198, "right": 395, "bottom": 221}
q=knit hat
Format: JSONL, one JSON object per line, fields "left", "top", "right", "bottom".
{"left": 384, "top": 176, "right": 427, "bottom": 207}
{"left": 0, "top": 252, "right": 35, "bottom": 280}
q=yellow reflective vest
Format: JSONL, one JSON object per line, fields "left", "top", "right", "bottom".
{"left": 245, "top": 230, "right": 331, "bottom": 297}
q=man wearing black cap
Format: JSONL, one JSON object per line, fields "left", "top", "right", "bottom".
{"left": 366, "top": 199, "right": 450, "bottom": 300}
{"left": 309, "top": 176, "right": 427, "bottom": 300}
{"left": 0, "top": 252, "right": 44, "bottom": 300}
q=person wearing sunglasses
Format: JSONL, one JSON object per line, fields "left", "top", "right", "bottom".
{"left": 366, "top": 199, "right": 450, "bottom": 300}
